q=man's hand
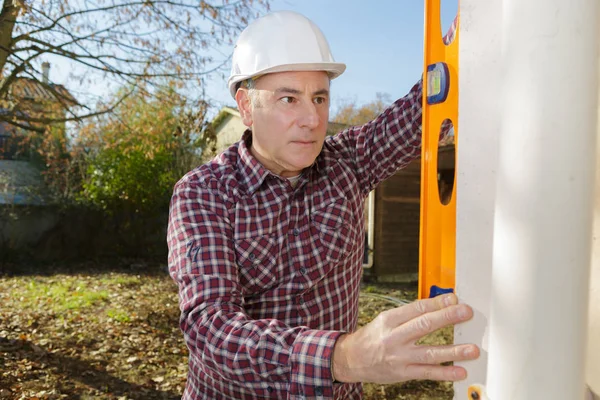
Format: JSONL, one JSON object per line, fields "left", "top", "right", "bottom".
{"left": 332, "top": 293, "right": 479, "bottom": 384}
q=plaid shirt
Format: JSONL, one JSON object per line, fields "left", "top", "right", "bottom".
{"left": 167, "top": 18, "right": 457, "bottom": 399}
{"left": 167, "top": 79, "right": 429, "bottom": 400}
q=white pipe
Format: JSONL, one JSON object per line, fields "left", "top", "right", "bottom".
{"left": 364, "top": 190, "right": 375, "bottom": 268}
{"left": 453, "top": 0, "right": 503, "bottom": 398}
{"left": 488, "top": 1, "right": 599, "bottom": 399}
{"left": 589, "top": 242, "right": 600, "bottom": 395}
{"left": 587, "top": 54, "right": 600, "bottom": 398}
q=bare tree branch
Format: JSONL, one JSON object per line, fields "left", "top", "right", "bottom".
{"left": 0, "top": 1, "right": 21, "bottom": 74}
{"left": 1, "top": 0, "right": 270, "bottom": 131}
{"left": 1, "top": 85, "right": 135, "bottom": 126}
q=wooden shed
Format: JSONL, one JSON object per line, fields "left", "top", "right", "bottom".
{"left": 365, "top": 145, "right": 456, "bottom": 282}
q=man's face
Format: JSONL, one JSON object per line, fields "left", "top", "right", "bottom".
{"left": 236, "top": 71, "right": 330, "bottom": 178}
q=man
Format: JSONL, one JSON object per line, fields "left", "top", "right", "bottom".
{"left": 167, "top": 10, "right": 479, "bottom": 399}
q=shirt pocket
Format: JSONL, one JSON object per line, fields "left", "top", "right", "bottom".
{"left": 234, "top": 235, "right": 278, "bottom": 294}
{"left": 310, "top": 196, "right": 355, "bottom": 264}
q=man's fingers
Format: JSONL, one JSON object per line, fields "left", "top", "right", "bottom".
{"left": 381, "top": 294, "right": 459, "bottom": 328}
{"left": 394, "top": 303, "right": 474, "bottom": 341}
{"left": 402, "top": 364, "right": 469, "bottom": 382}
{"left": 410, "top": 344, "right": 480, "bottom": 365}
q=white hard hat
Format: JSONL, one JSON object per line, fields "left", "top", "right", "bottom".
{"left": 227, "top": 11, "right": 346, "bottom": 98}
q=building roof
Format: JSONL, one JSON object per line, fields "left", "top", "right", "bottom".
{"left": 9, "top": 78, "right": 78, "bottom": 106}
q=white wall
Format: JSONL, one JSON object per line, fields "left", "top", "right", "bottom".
{"left": 215, "top": 113, "right": 247, "bottom": 154}
{"left": 455, "top": 1, "right": 599, "bottom": 398}
{"left": 486, "top": 1, "right": 598, "bottom": 398}
{"left": 587, "top": 59, "right": 600, "bottom": 395}
{"left": 453, "top": 1, "right": 502, "bottom": 398}
{"left": 589, "top": 155, "right": 600, "bottom": 396}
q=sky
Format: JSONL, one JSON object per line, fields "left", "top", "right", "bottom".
{"left": 201, "top": 0, "right": 459, "bottom": 115}
{"left": 45, "top": 1, "right": 458, "bottom": 118}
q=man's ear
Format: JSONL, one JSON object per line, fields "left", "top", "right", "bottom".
{"left": 235, "top": 88, "right": 253, "bottom": 127}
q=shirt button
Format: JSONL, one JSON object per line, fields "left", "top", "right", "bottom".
{"left": 298, "top": 297, "right": 304, "bottom": 305}
{"left": 267, "top": 386, "right": 273, "bottom": 393}
{"left": 315, "top": 387, "right": 323, "bottom": 396}
{"left": 249, "top": 253, "right": 256, "bottom": 261}
{"left": 292, "top": 228, "right": 300, "bottom": 236}
{"left": 300, "top": 267, "right": 307, "bottom": 275}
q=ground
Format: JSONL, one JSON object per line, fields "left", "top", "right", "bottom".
{"left": 0, "top": 261, "right": 453, "bottom": 400}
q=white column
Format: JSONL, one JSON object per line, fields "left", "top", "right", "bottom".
{"left": 589, "top": 197, "right": 600, "bottom": 395}
{"left": 587, "top": 58, "right": 600, "bottom": 397}
{"left": 453, "top": 0, "right": 503, "bottom": 398}
{"left": 487, "top": 1, "right": 599, "bottom": 399}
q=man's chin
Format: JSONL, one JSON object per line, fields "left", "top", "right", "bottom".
{"left": 294, "top": 158, "right": 317, "bottom": 171}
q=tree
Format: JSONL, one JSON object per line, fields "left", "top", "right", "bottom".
{"left": 0, "top": 0, "right": 269, "bottom": 132}
{"left": 76, "top": 83, "right": 203, "bottom": 213}
{"left": 332, "top": 92, "right": 392, "bottom": 127}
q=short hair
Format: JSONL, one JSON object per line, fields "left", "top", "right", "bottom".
{"left": 241, "top": 78, "right": 260, "bottom": 107}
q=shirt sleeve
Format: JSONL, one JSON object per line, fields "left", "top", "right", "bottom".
{"left": 443, "top": 14, "right": 458, "bottom": 45}
{"left": 326, "top": 15, "right": 457, "bottom": 195}
{"left": 167, "top": 177, "right": 342, "bottom": 399}
{"left": 325, "top": 79, "right": 425, "bottom": 195}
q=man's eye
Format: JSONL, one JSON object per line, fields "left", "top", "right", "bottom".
{"left": 314, "top": 97, "right": 327, "bottom": 105}
{"left": 281, "top": 97, "right": 295, "bottom": 104}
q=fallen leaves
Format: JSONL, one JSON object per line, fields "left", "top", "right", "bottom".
{"left": 0, "top": 263, "right": 452, "bottom": 400}
{"left": 0, "top": 264, "right": 186, "bottom": 399}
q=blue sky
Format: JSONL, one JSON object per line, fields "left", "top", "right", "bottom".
{"left": 203, "top": 0, "right": 458, "bottom": 114}
{"left": 46, "top": 1, "right": 458, "bottom": 117}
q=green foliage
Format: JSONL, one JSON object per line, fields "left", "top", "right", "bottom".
{"left": 83, "top": 146, "right": 178, "bottom": 212}
{"left": 106, "top": 309, "right": 132, "bottom": 323}
{"left": 35, "top": 124, "right": 85, "bottom": 203}
{"left": 333, "top": 92, "right": 392, "bottom": 126}
{"left": 1, "top": 82, "right": 213, "bottom": 258}
{"left": 78, "top": 84, "right": 203, "bottom": 213}
{"left": 362, "top": 285, "right": 379, "bottom": 294}
{"left": 16, "top": 278, "right": 109, "bottom": 313}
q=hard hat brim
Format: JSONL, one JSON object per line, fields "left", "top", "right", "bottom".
{"left": 228, "top": 62, "right": 347, "bottom": 98}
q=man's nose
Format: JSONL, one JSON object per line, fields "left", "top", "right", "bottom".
{"left": 298, "top": 101, "right": 320, "bottom": 129}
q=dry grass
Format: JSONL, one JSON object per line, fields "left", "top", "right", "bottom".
{"left": 0, "top": 262, "right": 453, "bottom": 399}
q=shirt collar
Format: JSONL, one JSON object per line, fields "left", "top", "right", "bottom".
{"left": 238, "top": 130, "right": 271, "bottom": 195}
{"left": 237, "top": 130, "right": 321, "bottom": 195}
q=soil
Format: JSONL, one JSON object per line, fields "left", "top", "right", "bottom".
{"left": 0, "top": 261, "right": 453, "bottom": 400}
